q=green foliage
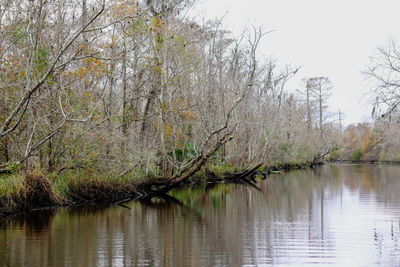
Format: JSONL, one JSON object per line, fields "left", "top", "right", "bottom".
{"left": 49, "top": 174, "right": 70, "bottom": 198}
{"left": 172, "top": 142, "right": 196, "bottom": 162}
{"left": 35, "top": 46, "right": 49, "bottom": 72}
{"left": 11, "top": 24, "right": 28, "bottom": 46}
{"left": 208, "top": 164, "right": 235, "bottom": 177}
{"left": 328, "top": 145, "right": 341, "bottom": 161}
{"left": 170, "top": 183, "right": 234, "bottom": 214}
{"left": 5, "top": 162, "right": 21, "bottom": 174}
{"left": 258, "top": 165, "right": 265, "bottom": 171}
{"left": 210, "top": 148, "right": 222, "bottom": 161}
{"left": 34, "top": 45, "right": 56, "bottom": 84}
{"left": 279, "top": 141, "right": 293, "bottom": 153}
{"left": 350, "top": 149, "right": 362, "bottom": 162}
{"left": 0, "top": 175, "right": 24, "bottom": 209}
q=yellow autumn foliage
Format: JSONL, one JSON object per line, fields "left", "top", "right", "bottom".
{"left": 361, "top": 129, "right": 378, "bottom": 155}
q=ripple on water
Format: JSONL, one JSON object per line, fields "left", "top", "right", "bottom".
{"left": 1, "top": 164, "right": 400, "bottom": 266}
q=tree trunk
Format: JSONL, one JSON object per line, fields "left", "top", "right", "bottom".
{"left": 0, "top": 139, "right": 9, "bottom": 163}
{"left": 319, "top": 82, "right": 323, "bottom": 140}
{"left": 306, "top": 80, "right": 312, "bottom": 132}
{"left": 140, "top": 32, "right": 163, "bottom": 147}
{"left": 121, "top": 39, "right": 128, "bottom": 152}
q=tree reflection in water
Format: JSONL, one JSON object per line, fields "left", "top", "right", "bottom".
{"left": 1, "top": 164, "right": 400, "bottom": 266}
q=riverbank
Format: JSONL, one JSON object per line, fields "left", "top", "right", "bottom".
{"left": 0, "top": 161, "right": 323, "bottom": 218}
{"left": 330, "top": 159, "right": 400, "bottom": 164}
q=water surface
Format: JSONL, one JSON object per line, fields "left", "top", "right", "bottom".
{"left": 1, "top": 164, "right": 400, "bottom": 266}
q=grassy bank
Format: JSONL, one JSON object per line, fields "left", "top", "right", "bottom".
{"left": 0, "top": 160, "right": 323, "bottom": 218}
{"left": 0, "top": 169, "right": 141, "bottom": 217}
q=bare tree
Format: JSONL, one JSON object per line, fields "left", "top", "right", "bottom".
{"left": 307, "top": 77, "right": 332, "bottom": 139}
{"left": 365, "top": 39, "right": 400, "bottom": 118}
{"left": 0, "top": 0, "right": 336, "bottom": 176}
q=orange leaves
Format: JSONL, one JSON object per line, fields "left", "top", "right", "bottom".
{"left": 0, "top": 54, "right": 26, "bottom": 96}
{"left": 161, "top": 99, "right": 198, "bottom": 121}
{"left": 154, "top": 120, "right": 173, "bottom": 135}
{"left": 163, "top": 124, "right": 174, "bottom": 138}
{"left": 69, "top": 57, "right": 105, "bottom": 78}
{"left": 152, "top": 16, "right": 164, "bottom": 31}
{"left": 1, "top": 53, "right": 26, "bottom": 78}
{"left": 343, "top": 123, "right": 381, "bottom": 161}
{"left": 153, "top": 98, "right": 198, "bottom": 148}
{"left": 108, "top": 0, "right": 137, "bottom": 20}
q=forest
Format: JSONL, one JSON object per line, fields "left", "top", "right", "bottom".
{"left": 0, "top": 0, "right": 399, "bottom": 214}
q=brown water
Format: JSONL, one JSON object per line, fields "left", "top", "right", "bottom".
{"left": 1, "top": 164, "right": 400, "bottom": 267}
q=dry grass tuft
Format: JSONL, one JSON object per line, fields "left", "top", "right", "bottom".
{"left": 22, "top": 170, "right": 60, "bottom": 209}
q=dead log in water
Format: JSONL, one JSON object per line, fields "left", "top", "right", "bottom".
{"left": 223, "top": 163, "right": 263, "bottom": 182}
{"left": 135, "top": 161, "right": 265, "bottom": 200}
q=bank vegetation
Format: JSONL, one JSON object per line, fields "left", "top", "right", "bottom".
{"left": 330, "top": 39, "right": 400, "bottom": 163}
{"left": 0, "top": 0, "right": 348, "bottom": 215}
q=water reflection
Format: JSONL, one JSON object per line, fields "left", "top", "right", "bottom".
{"left": 1, "top": 164, "right": 400, "bottom": 266}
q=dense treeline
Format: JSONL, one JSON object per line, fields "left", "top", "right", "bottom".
{"left": 334, "top": 38, "right": 400, "bottom": 163}
{"left": 0, "top": 0, "right": 338, "bottom": 181}
{"left": 336, "top": 115, "right": 400, "bottom": 163}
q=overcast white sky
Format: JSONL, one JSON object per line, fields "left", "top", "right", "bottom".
{"left": 190, "top": 0, "right": 400, "bottom": 125}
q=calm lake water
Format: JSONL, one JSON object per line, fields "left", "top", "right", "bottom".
{"left": 1, "top": 164, "right": 400, "bottom": 266}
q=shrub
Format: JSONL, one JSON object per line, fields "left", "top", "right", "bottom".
{"left": 350, "top": 150, "right": 362, "bottom": 162}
